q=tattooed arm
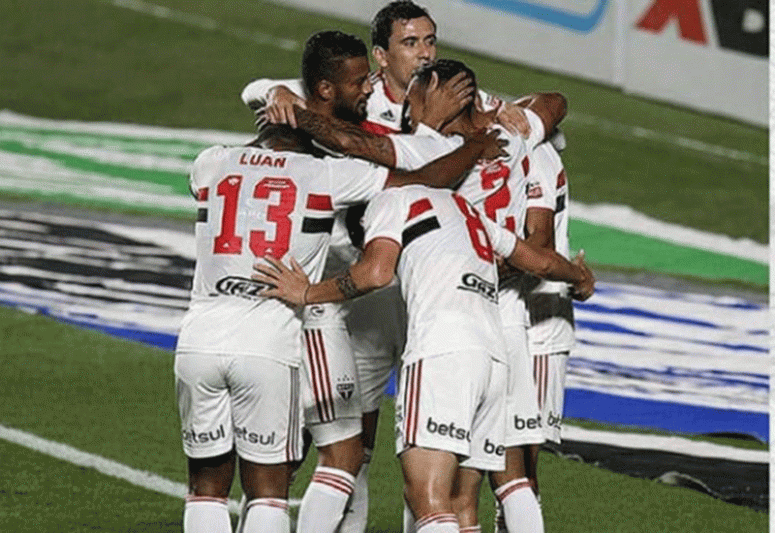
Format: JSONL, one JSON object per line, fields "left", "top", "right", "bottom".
{"left": 294, "top": 106, "right": 397, "bottom": 168}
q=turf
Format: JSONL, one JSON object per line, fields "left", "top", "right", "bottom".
{"left": 0, "top": 306, "right": 768, "bottom": 531}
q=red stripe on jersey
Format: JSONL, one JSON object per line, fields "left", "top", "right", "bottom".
{"left": 557, "top": 169, "right": 567, "bottom": 187}
{"left": 407, "top": 198, "right": 433, "bottom": 220}
{"left": 306, "top": 193, "right": 333, "bottom": 210}
{"left": 360, "top": 120, "right": 398, "bottom": 135}
{"left": 521, "top": 156, "right": 530, "bottom": 176}
{"left": 197, "top": 187, "right": 209, "bottom": 201}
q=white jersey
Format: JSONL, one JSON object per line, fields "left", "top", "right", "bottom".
{"left": 362, "top": 186, "right": 516, "bottom": 364}
{"left": 177, "top": 144, "right": 388, "bottom": 364}
{"left": 523, "top": 142, "right": 575, "bottom": 352}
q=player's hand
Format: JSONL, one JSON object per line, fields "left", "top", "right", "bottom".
{"left": 253, "top": 256, "right": 310, "bottom": 306}
{"left": 419, "top": 72, "right": 475, "bottom": 130}
{"left": 266, "top": 86, "right": 306, "bottom": 128}
{"left": 469, "top": 128, "right": 508, "bottom": 161}
{"left": 569, "top": 249, "right": 595, "bottom": 301}
{"left": 496, "top": 101, "right": 531, "bottom": 138}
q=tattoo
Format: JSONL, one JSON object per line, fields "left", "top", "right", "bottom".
{"left": 335, "top": 271, "right": 365, "bottom": 299}
{"left": 295, "top": 107, "right": 395, "bottom": 167}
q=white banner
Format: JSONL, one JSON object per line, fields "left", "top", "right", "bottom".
{"left": 276, "top": 0, "right": 767, "bottom": 126}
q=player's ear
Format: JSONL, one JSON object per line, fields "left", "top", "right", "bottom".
{"left": 372, "top": 46, "right": 389, "bottom": 69}
{"left": 317, "top": 79, "right": 335, "bottom": 102}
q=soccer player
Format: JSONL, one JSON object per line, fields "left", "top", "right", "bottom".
{"left": 520, "top": 142, "right": 574, "bottom": 501}
{"left": 252, "top": 186, "right": 593, "bottom": 533}
{"left": 175, "top": 31, "right": 503, "bottom": 533}
{"left": 284, "top": 58, "right": 566, "bottom": 532}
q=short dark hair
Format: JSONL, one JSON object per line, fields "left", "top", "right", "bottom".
{"left": 414, "top": 58, "right": 477, "bottom": 92}
{"left": 301, "top": 30, "right": 368, "bottom": 96}
{"left": 371, "top": 1, "right": 435, "bottom": 50}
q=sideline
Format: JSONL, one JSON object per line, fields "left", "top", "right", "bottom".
{"left": 0, "top": 423, "right": 302, "bottom": 513}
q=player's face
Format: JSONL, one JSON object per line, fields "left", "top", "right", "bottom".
{"left": 378, "top": 16, "right": 437, "bottom": 91}
{"left": 333, "top": 56, "right": 373, "bottom": 123}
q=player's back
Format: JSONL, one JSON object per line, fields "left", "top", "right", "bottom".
{"left": 363, "top": 186, "right": 512, "bottom": 364}
{"left": 178, "top": 144, "right": 385, "bottom": 364}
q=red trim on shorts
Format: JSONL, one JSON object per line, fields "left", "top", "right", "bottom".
{"left": 557, "top": 169, "right": 567, "bottom": 187}
{"left": 304, "top": 329, "right": 335, "bottom": 422}
{"left": 196, "top": 187, "right": 209, "bottom": 201}
{"left": 534, "top": 354, "right": 548, "bottom": 409}
{"left": 286, "top": 366, "right": 300, "bottom": 462}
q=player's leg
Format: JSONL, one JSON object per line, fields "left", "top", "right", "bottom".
{"left": 530, "top": 349, "right": 570, "bottom": 499}
{"left": 230, "top": 355, "right": 303, "bottom": 533}
{"left": 454, "top": 357, "right": 507, "bottom": 533}
{"left": 298, "top": 321, "right": 364, "bottom": 533}
{"left": 175, "top": 351, "right": 237, "bottom": 533}
{"left": 346, "top": 285, "right": 407, "bottom": 533}
{"left": 494, "top": 291, "right": 545, "bottom": 533}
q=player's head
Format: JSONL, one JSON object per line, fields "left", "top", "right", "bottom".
{"left": 371, "top": 1, "right": 437, "bottom": 92}
{"left": 400, "top": 59, "right": 477, "bottom": 133}
{"left": 302, "top": 30, "right": 373, "bottom": 123}
{"left": 252, "top": 123, "right": 324, "bottom": 157}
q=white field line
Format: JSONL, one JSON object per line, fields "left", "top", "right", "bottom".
{"left": 0, "top": 110, "right": 767, "bottom": 263}
{"left": 563, "top": 425, "right": 768, "bottom": 463}
{"left": 111, "top": 0, "right": 298, "bottom": 51}
{"left": 0, "top": 424, "right": 300, "bottom": 512}
{"left": 569, "top": 202, "right": 769, "bottom": 264}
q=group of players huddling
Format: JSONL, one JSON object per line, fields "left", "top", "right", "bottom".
{"left": 174, "top": 2, "right": 594, "bottom": 532}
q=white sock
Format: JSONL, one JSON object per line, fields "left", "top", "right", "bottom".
{"left": 183, "top": 496, "right": 231, "bottom": 533}
{"left": 460, "top": 526, "right": 482, "bottom": 532}
{"left": 338, "top": 448, "right": 372, "bottom": 533}
{"left": 415, "top": 512, "right": 459, "bottom": 532}
{"left": 494, "top": 500, "right": 507, "bottom": 533}
{"left": 494, "top": 478, "right": 544, "bottom": 533}
{"left": 242, "top": 498, "right": 290, "bottom": 533}
{"left": 297, "top": 466, "right": 356, "bottom": 533}
{"left": 403, "top": 499, "right": 417, "bottom": 533}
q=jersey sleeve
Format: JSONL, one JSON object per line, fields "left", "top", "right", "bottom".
{"left": 326, "top": 157, "right": 390, "bottom": 208}
{"left": 481, "top": 213, "right": 518, "bottom": 258}
{"left": 362, "top": 189, "right": 404, "bottom": 248}
{"left": 526, "top": 143, "right": 562, "bottom": 211}
{"left": 388, "top": 124, "right": 463, "bottom": 170}
{"left": 240, "top": 78, "right": 306, "bottom": 107}
{"left": 189, "top": 145, "right": 226, "bottom": 196}
{"left": 523, "top": 108, "right": 546, "bottom": 151}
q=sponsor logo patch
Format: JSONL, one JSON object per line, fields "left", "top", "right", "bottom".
{"left": 214, "top": 276, "right": 271, "bottom": 300}
{"left": 426, "top": 417, "right": 471, "bottom": 442}
{"left": 458, "top": 273, "right": 498, "bottom": 303}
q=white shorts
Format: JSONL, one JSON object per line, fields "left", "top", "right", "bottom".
{"left": 301, "top": 321, "right": 363, "bottom": 447}
{"left": 532, "top": 351, "right": 569, "bottom": 443}
{"left": 347, "top": 284, "right": 407, "bottom": 413}
{"left": 499, "top": 290, "right": 544, "bottom": 447}
{"left": 395, "top": 352, "right": 506, "bottom": 472}
{"left": 174, "top": 352, "right": 303, "bottom": 464}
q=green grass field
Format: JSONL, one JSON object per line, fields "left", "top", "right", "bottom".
{"left": 0, "top": 0, "right": 768, "bottom": 530}
{"left": 0, "top": 308, "right": 767, "bottom": 532}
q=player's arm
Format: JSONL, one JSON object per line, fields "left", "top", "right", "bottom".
{"left": 241, "top": 78, "right": 307, "bottom": 128}
{"left": 506, "top": 240, "right": 593, "bottom": 301}
{"left": 524, "top": 207, "right": 555, "bottom": 250}
{"left": 253, "top": 239, "right": 400, "bottom": 306}
{"left": 385, "top": 129, "right": 505, "bottom": 189}
{"left": 514, "top": 92, "right": 567, "bottom": 141}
